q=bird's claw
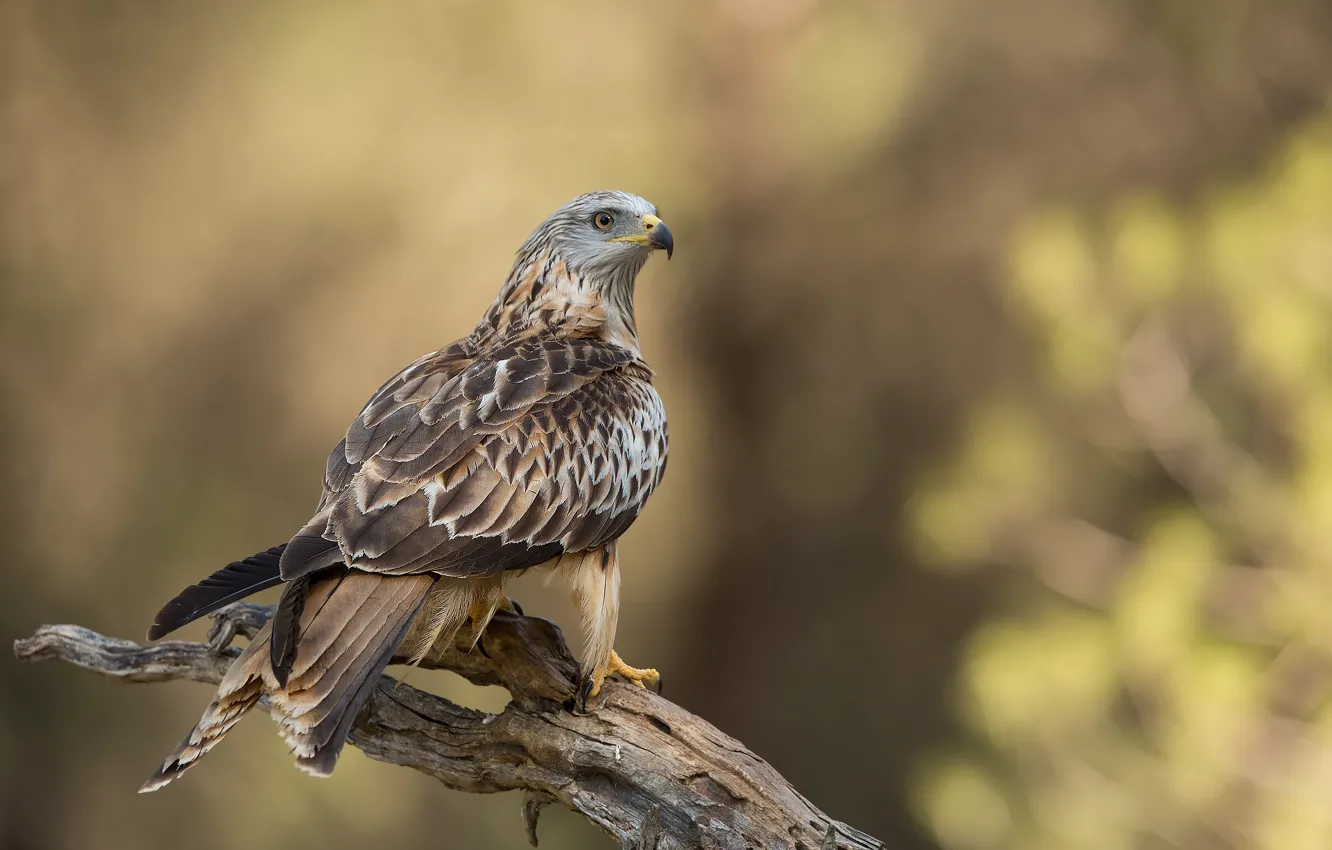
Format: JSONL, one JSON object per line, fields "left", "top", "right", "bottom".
{"left": 574, "top": 650, "right": 660, "bottom": 712}
{"left": 575, "top": 674, "right": 598, "bottom": 713}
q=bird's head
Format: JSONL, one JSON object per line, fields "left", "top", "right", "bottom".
{"left": 520, "top": 190, "right": 673, "bottom": 275}
{"left": 482, "top": 191, "right": 673, "bottom": 346}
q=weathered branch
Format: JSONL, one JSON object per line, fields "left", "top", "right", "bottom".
{"left": 14, "top": 603, "right": 882, "bottom": 850}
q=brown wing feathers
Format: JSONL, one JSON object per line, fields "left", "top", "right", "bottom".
{"left": 296, "top": 338, "right": 644, "bottom": 585}
{"left": 142, "top": 339, "right": 666, "bottom": 788}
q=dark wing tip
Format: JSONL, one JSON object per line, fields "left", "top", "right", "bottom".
{"left": 147, "top": 545, "right": 287, "bottom": 641}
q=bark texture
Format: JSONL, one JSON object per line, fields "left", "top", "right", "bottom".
{"left": 14, "top": 603, "right": 883, "bottom": 850}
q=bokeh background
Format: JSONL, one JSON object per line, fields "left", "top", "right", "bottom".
{"left": 4, "top": 1, "right": 1332, "bottom": 848}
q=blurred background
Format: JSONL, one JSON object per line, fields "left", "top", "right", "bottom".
{"left": 4, "top": 1, "right": 1332, "bottom": 848}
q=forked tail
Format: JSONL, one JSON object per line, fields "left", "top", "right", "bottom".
{"left": 139, "top": 572, "right": 435, "bottom": 791}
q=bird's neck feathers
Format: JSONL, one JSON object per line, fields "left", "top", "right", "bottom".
{"left": 476, "top": 245, "right": 644, "bottom": 353}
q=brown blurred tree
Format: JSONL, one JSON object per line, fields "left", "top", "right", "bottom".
{"left": 670, "top": 2, "right": 1332, "bottom": 848}
{"left": 7, "top": 1, "right": 1332, "bottom": 849}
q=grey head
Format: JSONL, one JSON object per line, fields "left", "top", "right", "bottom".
{"left": 518, "top": 190, "right": 673, "bottom": 276}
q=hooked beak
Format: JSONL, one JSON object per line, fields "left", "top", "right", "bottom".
{"left": 642, "top": 214, "right": 673, "bottom": 260}
{"left": 611, "top": 213, "right": 674, "bottom": 259}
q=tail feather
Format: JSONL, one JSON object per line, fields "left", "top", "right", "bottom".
{"left": 139, "top": 621, "right": 274, "bottom": 792}
{"left": 141, "top": 572, "right": 437, "bottom": 791}
{"left": 273, "top": 572, "right": 434, "bottom": 772}
{"left": 296, "top": 630, "right": 410, "bottom": 777}
{"left": 270, "top": 573, "right": 318, "bottom": 688}
{"left": 146, "top": 545, "right": 287, "bottom": 641}
{"left": 283, "top": 574, "right": 396, "bottom": 685}
{"left": 286, "top": 586, "right": 400, "bottom": 709}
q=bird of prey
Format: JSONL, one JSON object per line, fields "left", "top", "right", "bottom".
{"left": 139, "top": 190, "right": 673, "bottom": 790}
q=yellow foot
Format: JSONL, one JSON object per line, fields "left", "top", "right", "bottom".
{"left": 608, "top": 650, "right": 659, "bottom": 690}
{"left": 581, "top": 650, "right": 661, "bottom": 706}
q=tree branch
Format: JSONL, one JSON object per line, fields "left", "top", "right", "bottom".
{"left": 14, "top": 603, "right": 883, "bottom": 850}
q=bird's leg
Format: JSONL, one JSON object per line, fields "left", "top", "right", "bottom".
{"left": 568, "top": 544, "right": 659, "bottom": 709}
{"left": 464, "top": 579, "right": 510, "bottom": 650}
{"left": 468, "top": 581, "right": 527, "bottom": 658}
{"left": 399, "top": 579, "right": 470, "bottom": 677}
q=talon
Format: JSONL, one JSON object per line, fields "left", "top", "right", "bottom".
{"left": 575, "top": 672, "right": 604, "bottom": 713}
{"left": 574, "top": 651, "right": 661, "bottom": 711}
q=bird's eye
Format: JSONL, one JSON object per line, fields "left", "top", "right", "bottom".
{"left": 593, "top": 211, "right": 615, "bottom": 231}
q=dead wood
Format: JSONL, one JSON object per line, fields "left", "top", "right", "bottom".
{"left": 15, "top": 603, "right": 883, "bottom": 850}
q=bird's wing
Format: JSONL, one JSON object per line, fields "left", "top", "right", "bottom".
{"left": 279, "top": 335, "right": 668, "bottom": 581}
